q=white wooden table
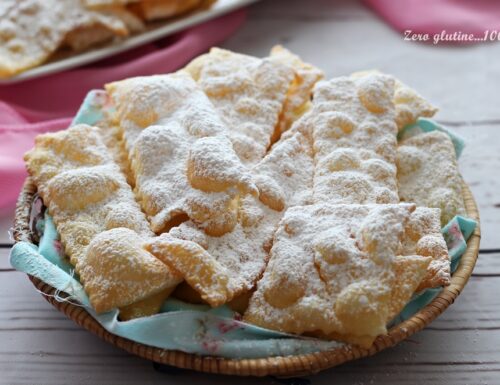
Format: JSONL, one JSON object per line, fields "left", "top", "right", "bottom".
{"left": 1, "top": 0, "right": 500, "bottom": 384}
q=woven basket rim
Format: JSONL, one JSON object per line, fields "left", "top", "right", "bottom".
{"left": 13, "top": 176, "right": 481, "bottom": 377}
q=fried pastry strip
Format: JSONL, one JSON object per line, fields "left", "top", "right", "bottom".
{"left": 269, "top": 45, "right": 324, "bottom": 139}
{"left": 403, "top": 207, "right": 451, "bottom": 290}
{"left": 322, "top": 74, "right": 450, "bottom": 288}
{"left": 106, "top": 72, "right": 257, "bottom": 235}
{"left": 244, "top": 203, "right": 431, "bottom": 348}
{"left": 0, "top": 0, "right": 143, "bottom": 78}
{"left": 146, "top": 126, "right": 315, "bottom": 306}
{"left": 303, "top": 73, "right": 400, "bottom": 204}
{"left": 337, "top": 72, "right": 449, "bottom": 288}
{"left": 119, "top": 286, "right": 175, "bottom": 321}
{"left": 392, "top": 78, "right": 438, "bottom": 130}
{"left": 85, "top": 0, "right": 216, "bottom": 21}
{"left": 129, "top": 0, "right": 211, "bottom": 21}
{"left": 352, "top": 70, "right": 438, "bottom": 131}
{"left": 184, "top": 47, "right": 295, "bottom": 164}
{"left": 397, "top": 131, "right": 466, "bottom": 226}
{"left": 24, "top": 124, "right": 181, "bottom": 313}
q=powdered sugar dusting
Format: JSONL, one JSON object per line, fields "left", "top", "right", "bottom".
{"left": 24, "top": 124, "right": 179, "bottom": 313}
{"left": 351, "top": 70, "right": 438, "bottom": 131}
{"left": 304, "top": 74, "right": 399, "bottom": 204}
{"left": 0, "top": 0, "right": 142, "bottom": 77}
{"left": 244, "top": 203, "right": 430, "bottom": 347}
{"left": 147, "top": 122, "right": 315, "bottom": 303}
{"left": 402, "top": 207, "right": 451, "bottom": 290}
{"left": 397, "top": 131, "right": 466, "bottom": 226}
{"left": 106, "top": 72, "right": 257, "bottom": 234}
{"left": 185, "top": 47, "right": 295, "bottom": 165}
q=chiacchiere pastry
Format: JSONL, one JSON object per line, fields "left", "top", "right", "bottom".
{"left": 0, "top": 0, "right": 218, "bottom": 78}
{"left": 403, "top": 207, "right": 451, "bottom": 290}
{"left": 0, "top": 0, "right": 143, "bottom": 78}
{"left": 24, "top": 124, "right": 181, "bottom": 313}
{"left": 128, "top": 0, "right": 216, "bottom": 21}
{"left": 184, "top": 47, "right": 299, "bottom": 164}
{"left": 243, "top": 203, "right": 431, "bottom": 348}
{"left": 269, "top": 45, "right": 324, "bottom": 137}
{"left": 352, "top": 70, "right": 438, "bottom": 131}
{"left": 393, "top": 79, "right": 438, "bottom": 131}
{"left": 146, "top": 122, "right": 315, "bottom": 306}
{"left": 185, "top": 45, "right": 324, "bottom": 158}
{"left": 297, "top": 73, "right": 449, "bottom": 290}
{"left": 23, "top": 46, "right": 462, "bottom": 349}
{"left": 397, "top": 131, "right": 466, "bottom": 226}
{"left": 301, "top": 74, "right": 400, "bottom": 205}
{"left": 85, "top": 0, "right": 214, "bottom": 21}
{"left": 105, "top": 72, "right": 258, "bottom": 235}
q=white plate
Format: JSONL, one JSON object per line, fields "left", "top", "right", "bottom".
{"left": 0, "top": 0, "right": 259, "bottom": 85}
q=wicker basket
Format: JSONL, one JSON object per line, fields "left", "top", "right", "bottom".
{"left": 13, "top": 176, "right": 481, "bottom": 377}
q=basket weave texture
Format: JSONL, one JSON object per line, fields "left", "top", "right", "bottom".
{"left": 13, "top": 176, "right": 481, "bottom": 377}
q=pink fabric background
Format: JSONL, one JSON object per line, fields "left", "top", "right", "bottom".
{"left": 0, "top": 10, "right": 245, "bottom": 209}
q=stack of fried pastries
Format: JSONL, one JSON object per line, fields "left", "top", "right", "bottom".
{"left": 0, "top": 0, "right": 217, "bottom": 78}
{"left": 24, "top": 46, "right": 466, "bottom": 348}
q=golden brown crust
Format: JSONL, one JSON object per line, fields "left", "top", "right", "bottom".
{"left": 24, "top": 124, "right": 181, "bottom": 313}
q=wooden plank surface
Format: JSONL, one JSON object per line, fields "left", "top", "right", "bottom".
{"left": 1, "top": 271, "right": 499, "bottom": 385}
{"left": 0, "top": 207, "right": 14, "bottom": 245}
{"left": 0, "top": 248, "right": 12, "bottom": 271}
{"left": 1, "top": 0, "right": 499, "bottom": 384}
